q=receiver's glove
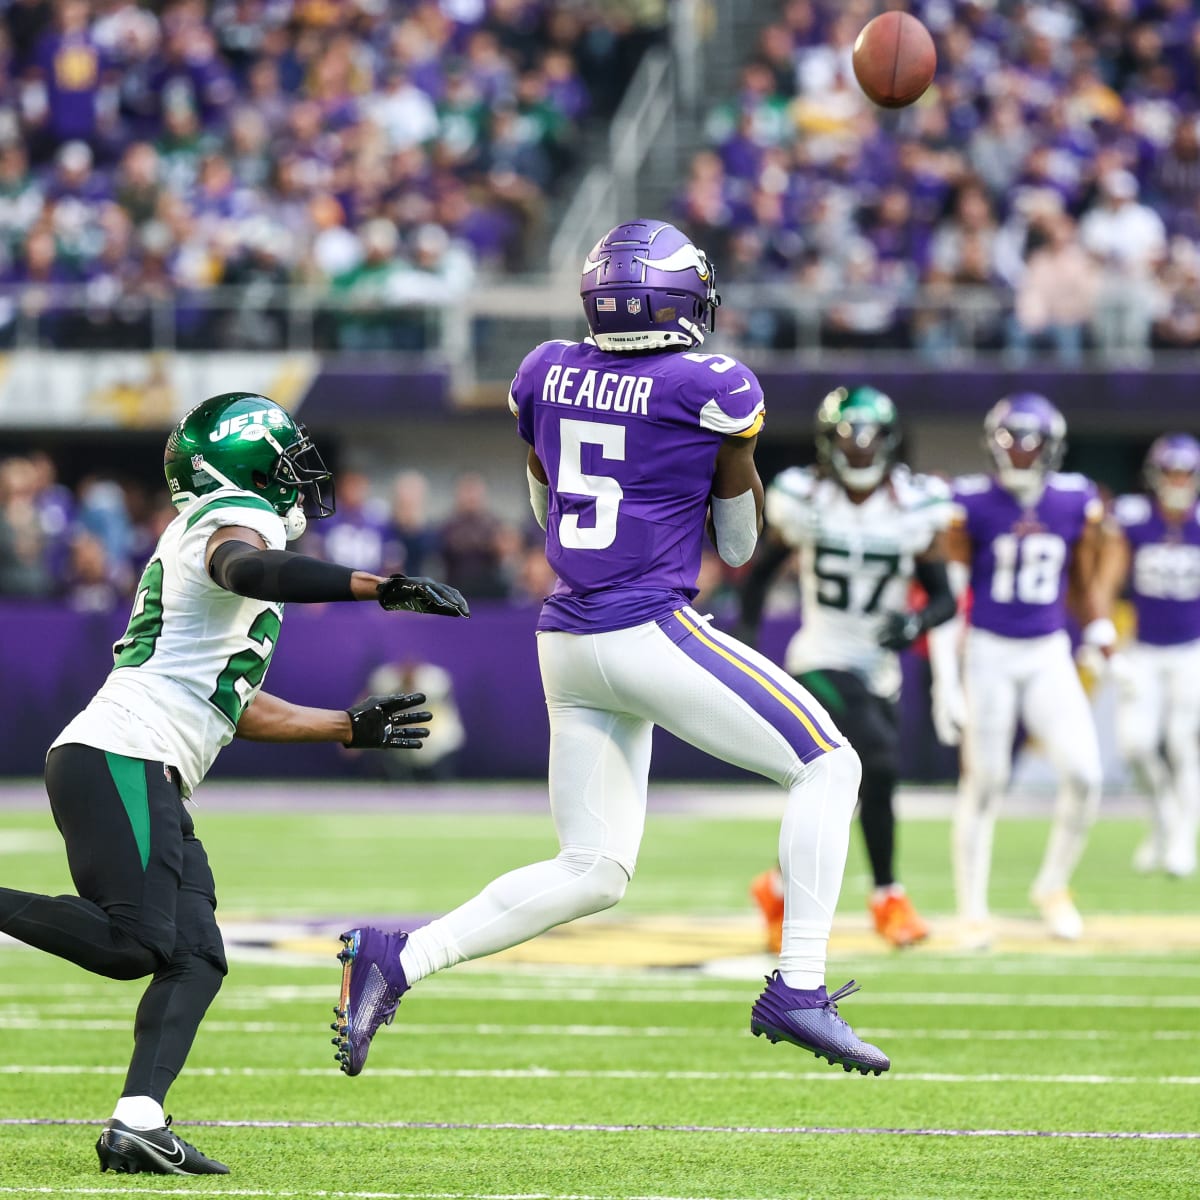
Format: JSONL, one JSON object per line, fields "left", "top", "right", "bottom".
{"left": 378, "top": 575, "right": 470, "bottom": 617}
{"left": 345, "top": 693, "right": 432, "bottom": 749}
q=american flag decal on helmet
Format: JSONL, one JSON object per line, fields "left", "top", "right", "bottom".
{"left": 596, "top": 297, "right": 616, "bottom": 311}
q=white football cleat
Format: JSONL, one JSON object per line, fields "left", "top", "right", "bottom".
{"left": 957, "top": 920, "right": 994, "bottom": 952}
{"left": 1031, "top": 889, "right": 1083, "bottom": 941}
{"left": 1164, "top": 841, "right": 1196, "bottom": 879}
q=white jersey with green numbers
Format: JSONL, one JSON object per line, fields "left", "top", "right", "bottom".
{"left": 766, "top": 465, "right": 952, "bottom": 699}
{"left": 52, "top": 488, "right": 288, "bottom": 795}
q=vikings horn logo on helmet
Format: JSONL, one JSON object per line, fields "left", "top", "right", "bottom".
{"left": 580, "top": 220, "right": 720, "bottom": 352}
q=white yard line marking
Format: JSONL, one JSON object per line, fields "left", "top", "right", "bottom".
{"left": 1, "top": 1119, "right": 1196, "bottom": 1142}
{"left": 5, "top": 1065, "right": 1200, "bottom": 1085}
{"left": 1, "top": 1016, "right": 1195, "bottom": 1041}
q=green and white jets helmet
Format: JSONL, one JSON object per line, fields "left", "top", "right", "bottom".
{"left": 815, "top": 385, "right": 901, "bottom": 492}
{"left": 163, "top": 392, "right": 334, "bottom": 541}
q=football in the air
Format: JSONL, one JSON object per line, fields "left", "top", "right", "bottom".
{"left": 852, "top": 12, "right": 937, "bottom": 109}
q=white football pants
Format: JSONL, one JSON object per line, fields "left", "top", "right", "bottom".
{"left": 401, "top": 608, "right": 860, "bottom": 989}
{"left": 1117, "top": 638, "right": 1200, "bottom": 870}
{"left": 955, "top": 628, "right": 1102, "bottom": 922}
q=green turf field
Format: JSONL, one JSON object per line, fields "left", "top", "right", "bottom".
{"left": 1, "top": 794, "right": 1198, "bottom": 1199}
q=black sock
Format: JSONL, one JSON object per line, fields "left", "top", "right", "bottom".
{"left": 124, "top": 952, "right": 225, "bottom": 1103}
{"left": 858, "top": 768, "right": 897, "bottom": 890}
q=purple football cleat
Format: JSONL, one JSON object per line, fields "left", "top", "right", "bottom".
{"left": 750, "top": 972, "right": 890, "bottom": 1076}
{"left": 331, "top": 927, "right": 410, "bottom": 1076}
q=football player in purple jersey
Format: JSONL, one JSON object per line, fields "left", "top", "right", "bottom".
{"left": 1094, "top": 434, "right": 1200, "bottom": 878}
{"left": 335, "top": 220, "right": 890, "bottom": 1078}
{"left": 928, "top": 394, "right": 1109, "bottom": 946}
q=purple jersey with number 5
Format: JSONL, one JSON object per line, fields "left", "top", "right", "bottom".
{"left": 509, "top": 339, "right": 765, "bottom": 634}
{"left": 1114, "top": 494, "right": 1200, "bottom": 646}
{"left": 952, "top": 472, "right": 1102, "bottom": 638}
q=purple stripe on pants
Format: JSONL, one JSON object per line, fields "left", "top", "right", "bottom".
{"left": 657, "top": 610, "right": 839, "bottom": 764}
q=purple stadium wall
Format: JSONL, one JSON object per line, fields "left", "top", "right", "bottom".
{"left": 0, "top": 603, "right": 952, "bottom": 785}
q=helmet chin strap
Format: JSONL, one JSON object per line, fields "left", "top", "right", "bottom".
{"left": 283, "top": 506, "right": 307, "bottom": 541}
{"left": 834, "top": 456, "right": 887, "bottom": 491}
{"left": 998, "top": 466, "right": 1046, "bottom": 505}
{"left": 1157, "top": 481, "right": 1198, "bottom": 512}
{"left": 195, "top": 455, "right": 304, "bottom": 535}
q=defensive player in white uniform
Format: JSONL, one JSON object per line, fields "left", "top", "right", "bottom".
{"left": 739, "top": 386, "right": 957, "bottom": 949}
{"left": 1096, "top": 434, "right": 1200, "bottom": 877}
{"left": 0, "top": 392, "right": 468, "bottom": 1175}
{"left": 929, "top": 394, "right": 1109, "bottom": 945}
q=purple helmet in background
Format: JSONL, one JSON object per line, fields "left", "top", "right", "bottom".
{"left": 580, "top": 220, "right": 720, "bottom": 352}
{"left": 983, "top": 392, "right": 1066, "bottom": 496}
{"left": 1145, "top": 433, "right": 1200, "bottom": 511}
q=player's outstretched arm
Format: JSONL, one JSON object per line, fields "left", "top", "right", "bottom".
{"left": 236, "top": 690, "right": 432, "bottom": 749}
{"left": 206, "top": 526, "right": 470, "bottom": 616}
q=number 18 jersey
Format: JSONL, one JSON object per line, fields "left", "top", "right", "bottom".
{"left": 951, "top": 473, "right": 1102, "bottom": 639}
{"left": 509, "top": 338, "right": 765, "bottom": 634}
{"left": 52, "top": 488, "right": 287, "bottom": 795}
{"left": 767, "top": 466, "right": 952, "bottom": 698}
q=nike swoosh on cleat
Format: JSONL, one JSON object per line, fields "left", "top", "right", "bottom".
{"left": 121, "top": 1130, "right": 187, "bottom": 1168}
{"left": 728, "top": 378, "right": 752, "bottom": 394}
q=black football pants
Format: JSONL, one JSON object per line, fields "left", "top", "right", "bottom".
{"left": 0, "top": 743, "right": 227, "bottom": 1104}
{"left": 797, "top": 669, "right": 901, "bottom": 889}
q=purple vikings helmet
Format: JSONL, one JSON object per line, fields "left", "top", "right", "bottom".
{"left": 984, "top": 392, "right": 1066, "bottom": 495}
{"left": 581, "top": 220, "right": 720, "bottom": 352}
{"left": 1145, "top": 433, "right": 1200, "bottom": 511}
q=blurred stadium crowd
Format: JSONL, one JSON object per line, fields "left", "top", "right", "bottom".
{"left": 0, "top": 0, "right": 665, "bottom": 349}
{"left": 0, "top": 453, "right": 568, "bottom": 605}
{"left": 686, "top": 0, "right": 1200, "bottom": 360}
{"left": 0, "top": 450, "right": 747, "bottom": 610}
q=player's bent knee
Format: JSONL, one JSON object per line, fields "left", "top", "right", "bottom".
{"left": 555, "top": 849, "right": 630, "bottom": 915}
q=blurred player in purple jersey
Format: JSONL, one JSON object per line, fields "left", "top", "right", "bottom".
{"left": 1095, "top": 435, "right": 1200, "bottom": 878}
{"left": 928, "top": 394, "right": 1109, "bottom": 946}
{"left": 335, "top": 220, "right": 890, "bottom": 1078}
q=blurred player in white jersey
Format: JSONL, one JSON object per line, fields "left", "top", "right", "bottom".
{"left": 1096, "top": 434, "right": 1200, "bottom": 877}
{"left": 930, "top": 394, "right": 1109, "bottom": 945}
{"left": 739, "top": 386, "right": 958, "bottom": 949}
{"left": 0, "top": 393, "right": 467, "bottom": 1175}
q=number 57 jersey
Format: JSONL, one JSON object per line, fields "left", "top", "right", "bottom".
{"left": 52, "top": 488, "right": 288, "bottom": 795}
{"left": 510, "top": 339, "right": 765, "bottom": 634}
{"left": 767, "top": 465, "right": 953, "bottom": 699}
{"left": 952, "top": 472, "right": 1103, "bottom": 638}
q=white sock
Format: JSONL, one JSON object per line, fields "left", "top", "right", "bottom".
{"left": 1033, "top": 774, "right": 1099, "bottom": 896}
{"left": 112, "top": 1095, "right": 165, "bottom": 1130}
{"left": 777, "top": 747, "right": 859, "bottom": 991}
{"left": 400, "top": 850, "right": 630, "bottom": 985}
{"left": 872, "top": 883, "right": 905, "bottom": 903}
{"left": 954, "top": 777, "right": 999, "bottom": 922}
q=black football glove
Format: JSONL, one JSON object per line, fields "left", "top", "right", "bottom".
{"left": 877, "top": 610, "right": 925, "bottom": 651}
{"left": 377, "top": 574, "right": 470, "bottom": 618}
{"left": 345, "top": 693, "right": 433, "bottom": 749}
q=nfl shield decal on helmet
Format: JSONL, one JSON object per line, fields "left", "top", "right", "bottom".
{"left": 626, "top": 298, "right": 642, "bottom": 315}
